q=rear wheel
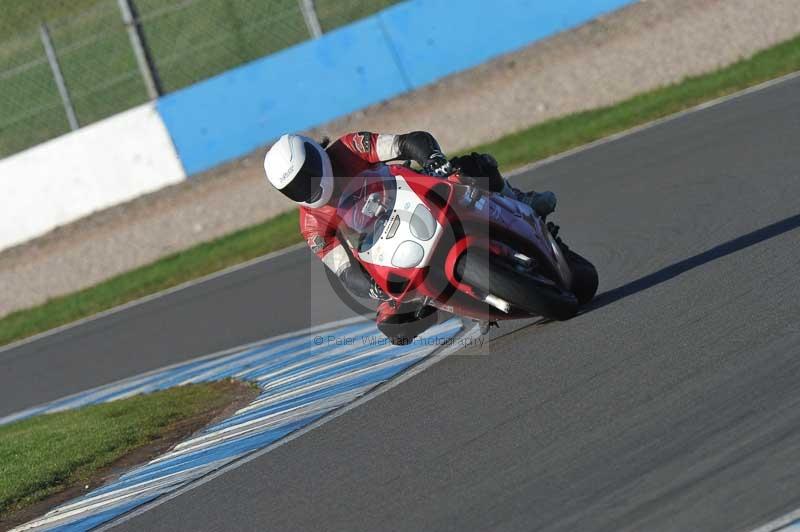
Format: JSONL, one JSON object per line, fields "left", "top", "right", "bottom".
{"left": 456, "top": 253, "right": 578, "bottom": 321}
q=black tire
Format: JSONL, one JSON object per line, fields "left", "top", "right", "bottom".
{"left": 562, "top": 248, "right": 599, "bottom": 305}
{"left": 456, "top": 253, "right": 578, "bottom": 321}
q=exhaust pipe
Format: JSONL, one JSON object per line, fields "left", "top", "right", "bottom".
{"left": 484, "top": 294, "right": 511, "bottom": 314}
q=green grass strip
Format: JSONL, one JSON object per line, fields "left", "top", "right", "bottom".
{"left": 0, "top": 382, "right": 244, "bottom": 518}
{"left": 1, "top": 34, "right": 800, "bottom": 347}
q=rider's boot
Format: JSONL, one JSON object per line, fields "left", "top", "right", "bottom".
{"left": 501, "top": 180, "right": 557, "bottom": 217}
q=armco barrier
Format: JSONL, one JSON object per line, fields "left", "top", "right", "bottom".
{"left": 157, "top": 0, "right": 636, "bottom": 175}
{"left": 0, "top": 103, "right": 185, "bottom": 252}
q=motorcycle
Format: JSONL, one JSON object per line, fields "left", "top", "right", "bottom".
{"left": 335, "top": 163, "right": 596, "bottom": 331}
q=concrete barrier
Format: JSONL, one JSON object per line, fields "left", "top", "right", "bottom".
{"left": 158, "top": 0, "right": 636, "bottom": 175}
{"left": 0, "top": 102, "right": 185, "bottom": 252}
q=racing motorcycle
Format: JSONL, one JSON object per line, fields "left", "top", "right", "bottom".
{"left": 336, "top": 164, "right": 597, "bottom": 331}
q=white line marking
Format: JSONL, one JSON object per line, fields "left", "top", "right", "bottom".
{"left": 749, "top": 509, "right": 800, "bottom": 532}
{"left": 12, "top": 461, "right": 224, "bottom": 530}
{"left": 160, "top": 388, "right": 373, "bottom": 460}
{"left": 98, "top": 323, "right": 482, "bottom": 531}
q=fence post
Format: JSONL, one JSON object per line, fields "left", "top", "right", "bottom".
{"left": 117, "top": 0, "right": 162, "bottom": 99}
{"left": 298, "top": 0, "right": 323, "bottom": 39}
{"left": 39, "top": 22, "right": 79, "bottom": 131}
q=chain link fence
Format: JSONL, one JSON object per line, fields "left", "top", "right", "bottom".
{"left": 0, "top": 0, "right": 402, "bottom": 158}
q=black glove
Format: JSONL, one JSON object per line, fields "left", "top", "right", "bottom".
{"left": 423, "top": 151, "right": 453, "bottom": 177}
{"left": 451, "top": 152, "right": 504, "bottom": 192}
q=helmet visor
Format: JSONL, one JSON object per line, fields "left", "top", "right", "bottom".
{"left": 280, "top": 142, "right": 324, "bottom": 203}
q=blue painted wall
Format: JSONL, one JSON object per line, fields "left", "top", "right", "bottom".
{"left": 158, "top": 0, "right": 636, "bottom": 175}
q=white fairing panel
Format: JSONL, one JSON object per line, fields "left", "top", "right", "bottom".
{"left": 358, "top": 175, "right": 443, "bottom": 269}
{"left": 392, "top": 241, "right": 425, "bottom": 268}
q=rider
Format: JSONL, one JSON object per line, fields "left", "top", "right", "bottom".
{"left": 263, "top": 131, "right": 558, "bottom": 344}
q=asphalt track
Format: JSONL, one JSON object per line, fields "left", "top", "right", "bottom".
{"left": 3, "top": 75, "right": 800, "bottom": 531}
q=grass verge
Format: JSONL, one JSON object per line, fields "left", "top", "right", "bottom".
{"left": 0, "top": 380, "right": 255, "bottom": 522}
{"left": 2, "top": 34, "right": 800, "bottom": 347}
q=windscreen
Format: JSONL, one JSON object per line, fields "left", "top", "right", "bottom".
{"left": 336, "top": 173, "right": 398, "bottom": 253}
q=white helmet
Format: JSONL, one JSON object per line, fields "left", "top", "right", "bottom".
{"left": 264, "top": 134, "right": 334, "bottom": 208}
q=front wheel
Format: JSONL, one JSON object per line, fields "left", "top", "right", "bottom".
{"left": 456, "top": 253, "right": 578, "bottom": 321}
